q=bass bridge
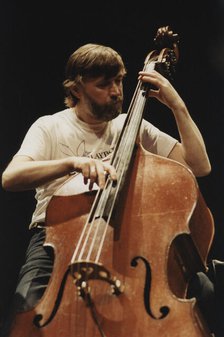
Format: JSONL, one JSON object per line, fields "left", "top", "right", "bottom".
{"left": 70, "top": 261, "right": 124, "bottom": 299}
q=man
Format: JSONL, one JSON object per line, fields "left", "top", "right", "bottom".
{"left": 1, "top": 43, "right": 213, "bottom": 335}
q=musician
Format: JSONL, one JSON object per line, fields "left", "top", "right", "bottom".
{"left": 1, "top": 43, "right": 215, "bottom": 336}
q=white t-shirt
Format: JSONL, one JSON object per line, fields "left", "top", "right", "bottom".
{"left": 15, "top": 108, "right": 178, "bottom": 227}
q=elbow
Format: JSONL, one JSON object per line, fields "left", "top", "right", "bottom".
{"left": 193, "top": 162, "right": 212, "bottom": 178}
{"left": 2, "top": 171, "right": 11, "bottom": 191}
{"left": 1, "top": 170, "right": 17, "bottom": 191}
{"left": 204, "top": 163, "right": 212, "bottom": 176}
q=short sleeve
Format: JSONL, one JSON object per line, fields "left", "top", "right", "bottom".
{"left": 140, "top": 119, "right": 178, "bottom": 157}
{"left": 14, "top": 116, "right": 53, "bottom": 160}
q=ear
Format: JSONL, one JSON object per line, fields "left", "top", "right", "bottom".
{"left": 71, "top": 84, "right": 82, "bottom": 99}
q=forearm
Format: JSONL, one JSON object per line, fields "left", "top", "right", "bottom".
{"left": 2, "top": 155, "right": 117, "bottom": 192}
{"left": 139, "top": 70, "right": 211, "bottom": 176}
{"left": 2, "top": 158, "right": 73, "bottom": 191}
{"left": 172, "top": 104, "right": 211, "bottom": 176}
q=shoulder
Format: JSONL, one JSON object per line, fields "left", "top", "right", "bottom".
{"left": 111, "top": 113, "right": 127, "bottom": 129}
{"left": 36, "top": 108, "right": 71, "bottom": 123}
{"left": 31, "top": 108, "right": 72, "bottom": 130}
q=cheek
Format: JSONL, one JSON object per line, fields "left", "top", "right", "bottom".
{"left": 84, "top": 91, "right": 106, "bottom": 107}
{"left": 91, "top": 90, "right": 109, "bottom": 103}
{"left": 89, "top": 88, "right": 109, "bottom": 100}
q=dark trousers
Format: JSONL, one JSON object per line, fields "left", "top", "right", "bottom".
{"left": 1, "top": 228, "right": 224, "bottom": 336}
{"left": 0, "top": 228, "right": 53, "bottom": 337}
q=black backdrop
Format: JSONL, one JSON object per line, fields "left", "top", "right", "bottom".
{"left": 0, "top": 0, "right": 224, "bottom": 323}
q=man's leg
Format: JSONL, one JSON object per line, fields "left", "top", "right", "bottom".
{"left": 0, "top": 228, "right": 53, "bottom": 337}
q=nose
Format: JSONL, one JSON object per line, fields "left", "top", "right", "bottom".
{"left": 109, "top": 82, "right": 122, "bottom": 99}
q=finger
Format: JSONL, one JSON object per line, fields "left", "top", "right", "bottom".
{"left": 138, "top": 75, "right": 161, "bottom": 89}
{"left": 83, "top": 176, "right": 88, "bottom": 185}
{"left": 138, "top": 70, "right": 157, "bottom": 77}
{"left": 95, "top": 162, "right": 107, "bottom": 189}
{"left": 104, "top": 164, "right": 117, "bottom": 181}
{"left": 82, "top": 163, "right": 90, "bottom": 185}
{"left": 88, "top": 180, "right": 94, "bottom": 191}
{"left": 89, "top": 164, "right": 97, "bottom": 187}
{"left": 148, "top": 89, "right": 159, "bottom": 98}
{"left": 138, "top": 70, "right": 164, "bottom": 83}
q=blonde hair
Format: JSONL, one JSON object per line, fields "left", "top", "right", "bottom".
{"left": 63, "top": 43, "right": 126, "bottom": 107}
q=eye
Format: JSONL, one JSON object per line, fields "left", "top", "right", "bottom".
{"left": 115, "top": 79, "right": 123, "bottom": 86}
{"left": 97, "top": 81, "right": 109, "bottom": 88}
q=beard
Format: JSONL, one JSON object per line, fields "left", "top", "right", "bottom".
{"left": 84, "top": 92, "right": 123, "bottom": 122}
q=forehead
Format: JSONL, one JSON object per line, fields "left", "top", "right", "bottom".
{"left": 83, "top": 70, "right": 125, "bottom": 84}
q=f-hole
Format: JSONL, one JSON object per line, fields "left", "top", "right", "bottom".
{"left": 131, "top": 256, "right": 170, "bottom": 319}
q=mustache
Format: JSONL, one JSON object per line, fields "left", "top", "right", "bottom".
{"left": 110, "top": 96, "right": 123, "bottom": 103}
{"left": 107, "top": 98, "right": 123, "bottom": 108}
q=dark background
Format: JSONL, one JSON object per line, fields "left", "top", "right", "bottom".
{"left": 0, "top": 0, "right": 224, "bottom": 324}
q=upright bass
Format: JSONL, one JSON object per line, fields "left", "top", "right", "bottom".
{"left": 9, "top": 26, "right": 214, "bottom": 337}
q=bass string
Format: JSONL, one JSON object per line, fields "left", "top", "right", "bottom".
{"left": 84, "top": 88, "right": 148, "bottom": 262}
{"left": 111, "top": 56, "right": 156, "bottom": 169}
{"left": 70, "top": 178, "right": 114, "bottom": 263}
{"left": 70, "top": 187, "right": 103, "bottom": 263}
{"left": 70, "top": 92, "right": 148, "bottom": 265}
{"left": 70, "top": 58, "right": 155, "bottom": 264}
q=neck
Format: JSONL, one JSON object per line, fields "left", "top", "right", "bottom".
{"left": 73, "top": 107, "right": 106, "bottom": 126}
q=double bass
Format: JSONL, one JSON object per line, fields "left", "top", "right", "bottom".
{"left": 9, "top": 26, "right": 214, "bottom": 336}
